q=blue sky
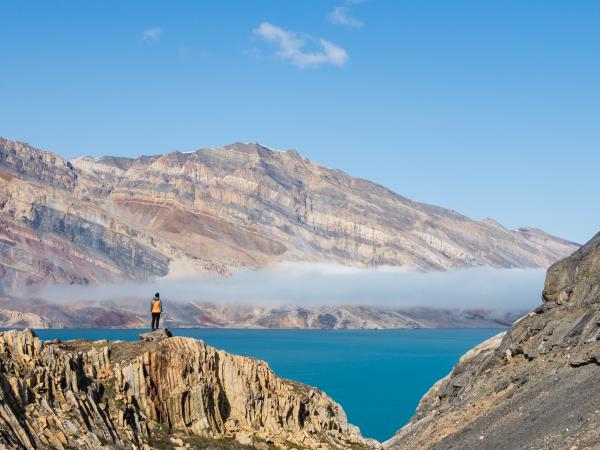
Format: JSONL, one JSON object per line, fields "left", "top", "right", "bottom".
{"left": 0, "top": 0, "right": 598, "bottom": 243}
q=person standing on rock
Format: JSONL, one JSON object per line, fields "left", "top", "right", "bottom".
{"left": 151, "top": 292, "right": 163, "bottom": 330}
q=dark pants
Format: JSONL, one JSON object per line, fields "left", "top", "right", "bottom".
{"left": 151, "top": 313, "right": 161, "bottom": 330}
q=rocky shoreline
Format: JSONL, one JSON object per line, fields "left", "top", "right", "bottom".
{"left": 0, "top": 328, "right": 378, "bottom": 449}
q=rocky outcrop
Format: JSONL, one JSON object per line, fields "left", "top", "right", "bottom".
{"left": 138, "top": 328, "right": 173, "bottom": 341}
{"left": 0, "top": 137, "right": 77, "bottom": 190}
{"left": 385, "top": 232, "right": 600, "bottom": 449}
{"left": 0, "top": 137, "right": 579, "bottom": 294}
{"left": 0, "top": 329, "right": 376, "bottom": 449}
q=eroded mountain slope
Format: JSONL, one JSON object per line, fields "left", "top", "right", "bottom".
{"left": 0, "top": 137, "right": 579, "bottom": 294}
{"left": 386, "top": 232, "right": 600, "bottom": 449}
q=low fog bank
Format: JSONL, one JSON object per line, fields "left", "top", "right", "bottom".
{"left": 37, "top": 263, "right": 547, "bottom": 311}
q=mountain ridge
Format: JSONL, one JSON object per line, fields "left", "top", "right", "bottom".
{"left": 0, "top": 297, "right": 525, "bottom": 329}
{"left": 0, "top": 136, "right": 579, "bottom": 296}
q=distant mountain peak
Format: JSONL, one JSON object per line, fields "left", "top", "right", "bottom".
{"left": 0, "top": 136, "right": 580, "bottom": 294}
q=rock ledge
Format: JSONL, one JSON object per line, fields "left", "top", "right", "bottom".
{"left": 138, "top": 327, "right": 173, "bottom": 342}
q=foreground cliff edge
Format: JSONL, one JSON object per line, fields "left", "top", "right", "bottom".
{"left": 386, "top": 232, "right": 600, "bottom": 449}
{"left": 0, "top": 329, "right": 378, "bottom": 450}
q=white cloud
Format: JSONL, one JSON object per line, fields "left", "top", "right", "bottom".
{"left": 142, "top": 27, "right": 162, "bottom": 43}
{"left": 39, "top": 264, "right": 546, "bottom": 312}
{"left": 253, "top": 22, "right": 348, "bottom": 68}
{"left": 328, "top": 6, "right": 363, "bottom": 28}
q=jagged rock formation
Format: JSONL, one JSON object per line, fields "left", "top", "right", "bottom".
{"left": 0, "top": 328, "right": 377, "bottom": 449}
{"left": 0, "top": 136, "right": 578, "bottom": 294}
{"left": 385, "top": 232, "right": 600, "bottom": 449}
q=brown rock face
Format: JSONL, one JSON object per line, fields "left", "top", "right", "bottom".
{"left": 385, "top": 232, "right": 600, "bottom": 449}
{"left": 0, "top": 137, "right": 578, "bottom": 294}
{"left": 0, "top": 329, "right": 376, "bottom": 449}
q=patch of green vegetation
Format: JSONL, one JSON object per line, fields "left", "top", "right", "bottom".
{"left": 102, "top": 378, "right": 116, "bottom": 399}
{"left": 285, "top": 379, "right": 310, "bottom": 396}
{"left": 108, "top": 340, "right": 156, "bottom": 364}
{"left": 283, "top": 440, "right": 310, "bottom": 450}
{"left": 146, "top": 428, "right": 259, "bottom": 450}
{"left": 63, "top": 339, "right": 108, "bottom": 352}
{"left": 58, "top": 339, "right": 158, "bottom": 366}
{"left": 186, "top": 436, "right": 259, "bottom": 449}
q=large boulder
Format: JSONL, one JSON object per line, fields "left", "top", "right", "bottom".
{"left": 138, "top": 327, "right": 173, "bottom": 342}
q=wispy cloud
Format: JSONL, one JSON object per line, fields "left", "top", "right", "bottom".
{"left": 328, "top": 6, "right": 364, "bottom": 28}
{"left": 253, "top": 22, "right": 348, "bottom": 68}
{"left": 142, "top": 27, "right": 162, "bottom": 43}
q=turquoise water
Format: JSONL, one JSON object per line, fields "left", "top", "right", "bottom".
{"left": 28, "top": 328, "right": 500, "bottom": 442}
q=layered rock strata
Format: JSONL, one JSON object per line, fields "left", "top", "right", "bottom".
{"left": 0, "top": 137, "right": 579, "bottom": 294}
{"left": 0, "top": 329, "right": 376, "bottom": 449}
